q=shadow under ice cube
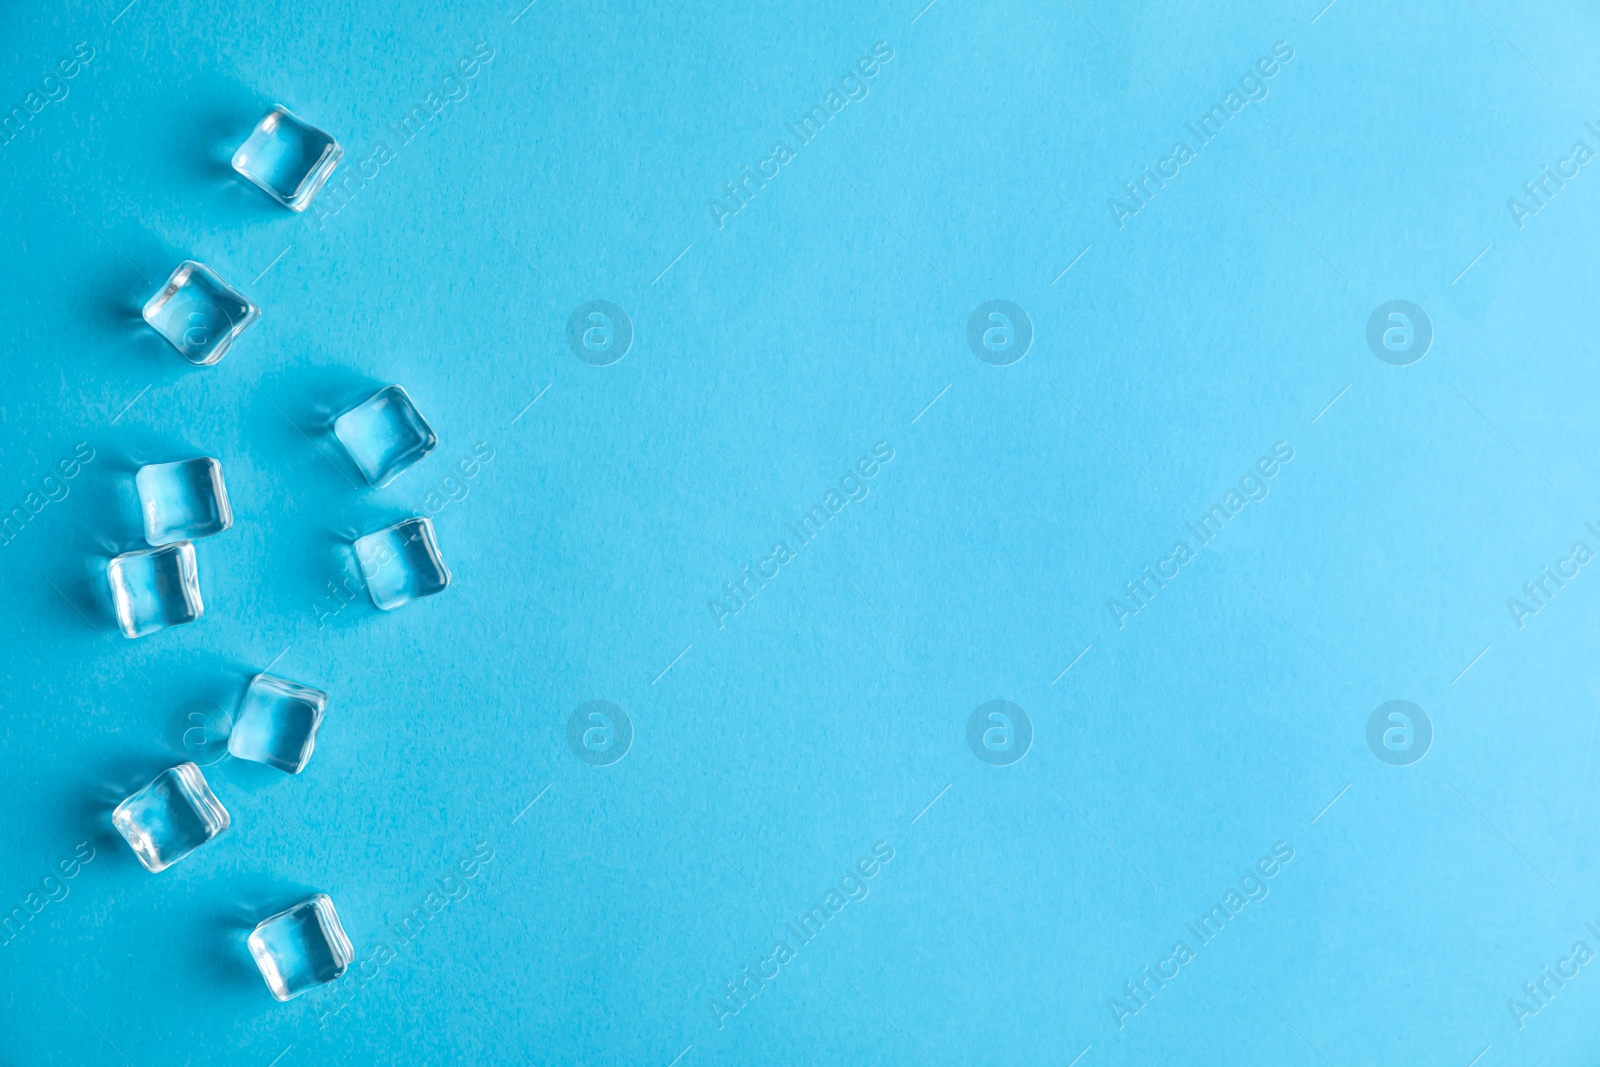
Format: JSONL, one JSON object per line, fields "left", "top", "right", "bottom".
{"left": 232, "top": 106, "right": 343, "bottom": 211}
{"left": 354, "top": 517, "right": 450, "bottom": 610}
{"left": 228, "top": 673, "right": 327, "bottom": 773}
{"left": 142, "top": 261, "right": 260, "bottom": 366}
{"left": 107, "top": 541, "right": 203, "bottom": 638}
{"left": 135, "top": 457, "right": 233, "bottom": 545}
{"left": 248, "top": 894, "right": 353, "bottom": 1001}
{"left": 111, "top": 762, "right": 230, "bottom": 873}
{"left": 332, "top": 385, "right": 438, "bottom": 487}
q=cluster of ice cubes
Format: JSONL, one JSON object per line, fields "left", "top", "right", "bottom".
{"left": 139, "top": 108, "right": 339, "bottom": 365}
{"left": 117, "top": 108, "right": 451, "bottom": 634}
{"left": 103, "top": 105, "right": 456, "bottom": 1003}
{"left": 107, "top": 407, "right": 450, "bottom": 635}
{"left": 111, "top": 667, "right": 341, "bottom": 998}
{"left": 337, "top": 385, "right": 451, "bottom": 610}
{"left": 107, "top": 457, "right": 230, "bottom": 638}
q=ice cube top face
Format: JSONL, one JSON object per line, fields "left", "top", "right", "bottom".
{"left": 111, "top": 763, "right": 230, "bottom": 873}
{"left": 141, "top": 261, "right": 260, "bottom": 366}
{"left": 354, "top": 517, "right": 450, "bottom": 610}
{"left": 228, "top": 673, "right": 328, "bottom": 774}
{"left": 332, "top": 385, "right": 437, "bottom": 488}
{"left": 232, "top": 106, "right": 343, "bottom": 211}
{"left": 247, "top": 894, "right": 353, "bottom": 1001}
{"left": 135, "top": 457, "right": 233, "bottom": 546}
{"left": 107, "top": 541, "right": 203, "bottom": 639}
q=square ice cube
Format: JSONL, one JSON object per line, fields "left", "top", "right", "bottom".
{"left": 354, "top": 517, "right": 450, "bottom": 610}
{"left": 228, "top": 673, "right": 327, "bottom": 773}
{"left": 232, "top": 106, "right": 343, "bottom": 211}
{"left": 142, "top": 261, "right": 260, "bottom": 366}
{"left": 332, "top": 385, "right": 437, "bottom": 487}
{"left": 111, "top": 763, "right": 230, "bottom": 873}
{"left": 135, "top": 457, "right": 233, "bottom": 546}
{"left": 247, "top": 894, "right": 353, "bottom": 1001}
{"left": 107, "top": 541, "right": 203, "bottom": 638}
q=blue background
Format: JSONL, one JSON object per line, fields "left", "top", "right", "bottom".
{"left": 2, "top": 0, "right": 1599, "bottom": 1063}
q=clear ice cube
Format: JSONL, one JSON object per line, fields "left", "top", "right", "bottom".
{"left": 228, "top": 673, "right": 327, "bottom": 774}
{"left": 332, "top": 385, "right": 437, "bottom": 488}
{"left": 135, "top": 457, "right": 233, "bottom": 546}
{"left": 247, "top": 894, "right": 353, "bottom": 1001}
{"left": 111, "top": 762, "right": 230, "bottom": 873}
{"left": 107, "top": 541, "right": 203, "bottom": 638}
{"left": 354, "top": 517, "right": 450, "bottom": 610}
{"left": 232, "top": 106, "right": 343, "bottom": 211}
{"left": 142, "top": 261, "right": 260, "bottom": 366}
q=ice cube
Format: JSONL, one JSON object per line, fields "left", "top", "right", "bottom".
{"left": 107, "top": 541, "right": 203, "bottom": 638}
{"left": 352, "top": 518, "right": 451, "bottom": 607}
{"left": 353, "top": 517, "right": 450, "bottom": 610}
{"left": 247, "top": 894, "right": 353, "bottom": 1001}
{"left": 228, "top": 673, "right": 327, "bottom": 774}
{"left": 142, "top": 261, "right": 260, "bottom": 366}
{"left": 332, "top": 385, "right": 437, "bottom": 488}
{"left": 135, "top": 457, "right": 233, "bottom": 545}
{"left": 232, "top": 106, "right": 343, "bottom": 211}
{"left": 111, "top": 763, "right": 230, "bottom": 873}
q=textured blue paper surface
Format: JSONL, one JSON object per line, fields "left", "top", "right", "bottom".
{"left": 4, "top": 0, "right": 1600, "bottom": 1063}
